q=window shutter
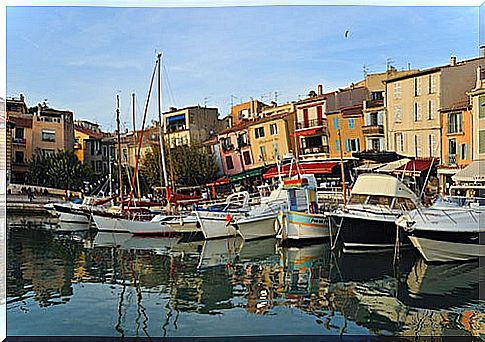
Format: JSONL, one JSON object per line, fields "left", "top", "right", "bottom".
{"left": 379, "top": 139, "right": 384, "bottom": 151}
{"left": 479, "top": 96, "right": 485, "bottom": 119}
{"left": 365, "top": 113, "right": 371, "bottom": 126}
{"left": 356, "top": 139, "right": 360, "bottom": 151}
{"left": 479, "top": 130, "right": 485, "bottom": 154}
{"left": 345, "top": 139, "right": 350, "bottom": 152}
{"left": 377, "top": 111, "right": 383, "bottom": 125}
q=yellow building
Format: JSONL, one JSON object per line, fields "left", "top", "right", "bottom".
{"left": 468, "top": 64, "right": 485, "bottom": 160}
{"left": 247, "top": 103, "right": 296, "bottom": 168}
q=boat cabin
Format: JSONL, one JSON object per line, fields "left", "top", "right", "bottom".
{"left": 347, "top": 173, "right": 420, "bottom": 211}
{"left": 283, "top": 177, "right": 319, "bottom": 214}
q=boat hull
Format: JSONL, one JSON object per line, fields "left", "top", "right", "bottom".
{"left": 233, "top": 213, "right": 277, "bottom": 240}
{"left": 282, "top": 211, "right": 335, "bottom": 240}
{"left": 408, "top": 235, "right": 484, "bottom": 262}
{"left": 92, "top": 214, "right": 130, "bottom": 233}
{"left": 197, "top": 214, "right": 239, "bottom": 239}
{"left": 334, "top": 214, "right": 407, "bottom": 251}
{"left": 58, "top": 211, "right": 90, "bottom": 224}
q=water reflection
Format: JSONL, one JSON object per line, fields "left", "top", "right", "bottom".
{"left": 7, "top": 220, "right": 484, "bottom": 337}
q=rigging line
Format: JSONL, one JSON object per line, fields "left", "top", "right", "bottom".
{"left": 162, "top": 62, "right": 177, "bottom": 107}
{"left": 128, "top": 58, "right": 159, "bottom": 210}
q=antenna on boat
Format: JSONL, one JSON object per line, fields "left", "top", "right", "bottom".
{"left": 157, "top": 53, "right": 171, "bottom": 205}
{"left": 116, "top": 94, "right": 124, "bottom": 211}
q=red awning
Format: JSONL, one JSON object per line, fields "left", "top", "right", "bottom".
{"left": 206, "top": 177, "right": 230, "bottom": 186}
{"left": 263, "top": 161, "right": 338, "bottom": 179}
{"left": 290, "top": 127, "right": 323, "bottom": 137}
{"left": 394, "top": 159, "right": 435, "bottom": 175}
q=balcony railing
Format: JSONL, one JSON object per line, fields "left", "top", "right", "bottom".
{"left": 448, "top": 154, "right": 457, "bottom": 166}
{"left": 13, "top": 137, "right": 26, "bottom": 145}
{"left": 301, "top": 145, "right": 330, "bottom": 155}
{"left": 364, "top": 99, "right": 384, "bottom": 109}
{"left": 362, "top": 125, "right": 384, "bottom": 135}
{"left": 296, "top": 118, "right": 326, "bottom": 130}
{"left": 166, "top": 124, "right": 188, "bottom": 133}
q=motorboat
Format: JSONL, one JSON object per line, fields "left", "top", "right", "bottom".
{"left": 331, "top": 173, "right": 421, "bottom": 251}
{"left": 277, "top": 176, "right": 336, "bottom": 241}
{"left": 396, "top": 193, "right": 484, "bottom": 263}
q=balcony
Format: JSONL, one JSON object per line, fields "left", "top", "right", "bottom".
{"left": 301, "top": 145, "right": 329, "bottom": 155}
{"left": 364, "top": 99, "right": 384, "bottom": 109}
{"left": 448, "top": 154, "right": 457, "bottom": 166}
{"left": 166, "top": 124, "right": 188, "bottom": 133}
{"left": 13, "top": 137, "right": 26, "bottom": 145}
{"left": 362, "top": 125, "right": 384, "bottom": 135}
{"left": 222, "top": 143, "right": 234, "bottom": 152}
{"left": 296, "top": 118, "right": 326, "bottom": 130}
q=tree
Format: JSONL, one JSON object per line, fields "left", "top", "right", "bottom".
{"left": 140, "top": 144, "right": 219, "bottom": 190}
{"left": 26, "top": 151, "right": 51, "bottom": 186}
{"left": 47, "top": 150, "right": 90, "bottom": 191}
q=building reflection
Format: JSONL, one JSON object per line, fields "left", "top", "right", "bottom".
{"left": 7, "top": 225, "right": 484, "bottom": 336}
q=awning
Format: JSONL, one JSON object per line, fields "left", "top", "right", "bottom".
{"left": 263, "top": 161, "right": 338, "bottom": 179}
{"left": 393, "top": 159, "right": 436, "bottom": 176}
{"left": 167, "top": 114, "right": 185, "bottom": 122}
{"left": 354, "top": 162, "right": 385, "bottom": 172}
{"left": 452, "top": 160, "right": 485, "bottom": 183}
{"left": 230, "top": 168, "right": 264, "bottom": 182}
{"left": 290, "top": 127, "right": 323, "bottom": 137}
{"left": 375, "top": 158, "right": 411, "bottom": 173}
{"left": 206, "top": 177, "right": 230, "bottom": 187}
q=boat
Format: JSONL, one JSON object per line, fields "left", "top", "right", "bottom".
{"left": 194, "top": 191, "right": 252, "bottom": 239}
{"left": 331, "top": 173, "right": 421, "bottom": 251}
{"left": 277, "top": 176, "right": 336, "bottom": 241}
{"left": 396, "top": 187, "right": 484, "bottom": 263}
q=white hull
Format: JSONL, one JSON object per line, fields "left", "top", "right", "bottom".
{"left": 56, "top": 221, "right": 91, "bottom": 232}
{"left": 92, "top": 214, "right": 130, "bottom": 233}
{"left": 408, "top": 236, "right": 484, "bottom": 262}
{"left": 282, "top": 212, "right": 335, "bottom": 240}
{"left": 93, "top": 231, "right": 132, "bottom": 247}
{"left": 197, "top": 215, "right": 239, "bottom": 239}
{"left": 59, "top": 211, "right": 90, "bottom": 224}
{"left": 234, "top": 213, "right": 277, "bottom": 240}
{"left": 125, "top": 219, "right": 178, "bottom": 235}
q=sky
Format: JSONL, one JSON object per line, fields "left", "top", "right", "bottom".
{"left": 6, "top": 4, "right": 482, "bottom": 132}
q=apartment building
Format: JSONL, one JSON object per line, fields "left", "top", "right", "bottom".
{"left": 230, "top": 99, "right": 267, "bottom": 126}
{"left": 468, "top": 64, "right": 485, "bottom": 160}
{"left": 74, "top": 120, "right": 107, "bottom": 174}
{"left": 218, "top": 122, "right": 253, "bottom": 176}
{"left": 386, "top": 55, "right": 484, "bottom": 159}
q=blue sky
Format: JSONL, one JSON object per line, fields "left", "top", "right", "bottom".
{"left": 6, "top": 5, "right": 481, "bottom": 131}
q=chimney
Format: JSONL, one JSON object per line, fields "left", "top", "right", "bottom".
{"left": 169, "top": 106, "right": 177, "bottom": 112}
{"left": 480, "top": 45, "right": 485, "bottom": 58}
{"left": 20, "top": 94, "right": 24, "bottom": 102}
{"left": 317, "top": 84, "right": 324, "bottom": 96}
{"left": 450, "top": 56, "right": 457, "bottom": 66}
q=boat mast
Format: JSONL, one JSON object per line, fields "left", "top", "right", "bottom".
{"left": 157, "top": 53, "right": 170, "bottom": 196}
{"left": 132, "top": 92, "right": 142, "bottom": 199}
{"left": 338, "top": 129, "right": 347, "bottom": 206}
{"left": 116, "top": 95, "right": 124, "bottom": 211}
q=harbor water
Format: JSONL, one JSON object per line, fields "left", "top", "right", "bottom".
{"left": 6, "top": 215, "right": 485, "bottom": 337}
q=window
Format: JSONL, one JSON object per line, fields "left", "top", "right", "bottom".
{"left": 316, "top": 106, "right": 323, "bottom": 124}
{"left": 90, "top": 141, "right": 95, "bottom": 155}
{"left": 96, "top": 160, "right": 102, "bottom": 172}
{"left": 14, "top": 151, "right": 24, "bottom": 163}
{"left": 371, "top": 91, "right": 384, "bottom": 101}
{"left": 349, "top": 194, "right": 368, "bottom": 204}
{"left": 42, "top": 149, "right": 55, "bottom": 157}
{"left": 395, "top": 133, "right": 404, "bottom": 152}
{"left": 394, "top": 82, "right": 401, "bottom": 99}
{"left": 415, "top": 135, "right": 421, "bottom": 157}
{"left": 345, "top": 138, "right": 360, "bottom": 152}
{"left": 41, "top": 129, "right": 56, "bottom": 142}
{"left": 448, "top": 139, "right": 457, "bottom": 165}
{"left": 14, "top": 127, "right": 24, "bottom": 139}
{"left": 103, "top": 146, "right": 108, "bottom": 157}
{"left": 460, "top": 143, "right": 469, "bottom": 160}
{"left": 367, "top": 195, "right": 392, "bottom": 207}
{"left": 254, "top": 127, "right": 265, "bottom": 139}
{"left": 237, "top": 133, "right": 249, "bottom": 147}
{"left": 269, "top": 123, "right": 278, "bottom": 135}
{"left": 333, "top": 117, "right": 340, "bottom": 129}
{"left": 225, "top": 156, "right": 234, "bottom": 170}
{"left": 335, "top": 139, "right": 340, "bottom": 152}
{"left": 122, "top": 148, "right": 128, "bottom": 162}
{"left": 414, "top": 77, "right": 421, "bottom": 96}
{"left": 428, "top": 134, "right": 436, "bottom": 157}
{"left": 428, "top": 100, "right": 434, "bottom": 120}
{"left": 414, "top": 102, "right": 421, "bottom": 121}
{"left": 479, "top": 95, "right": 485, "bottom": 119}
{"left": 243, "top": 151, "right": 251, "bottom": 165}
{"left": 303, "top": 108, "right": 309, "bottom": 127}
{"left": 272, "top": 143, "right": 279, "bottom": 159}
{"left": 91, "top": 160, "right": 95, "bottom": 170}
{"left": 365, "top": 112, "right": 381, "bottom": 126}
{"left": 259, "top": 145, "right": 266, "bottom": 161}
{"left": 393, "top": 197, "right": 416, "bottom": 211}
{"left": 348, "top": 118, "right": 355, "bottom": 129}
{"left": 447, "top": 112, "right": 463, "bottom": 134}
{"left": 394, "top": 105, "right": 402, "bottom": 123}
{"left": 480, "top": 130, "right": 485, "bottom": 154}
{"left": 221, "top": 137, "right": 233, "bottom": 151}
{"left": 429, "top": 74, "right": 436, "bottom": 94}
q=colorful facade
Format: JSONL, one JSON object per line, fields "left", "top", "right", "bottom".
{"left": 218, "top": 123, "right": 253, "bottom": 176}
{"left": 468, "top": 65, "right": 485, "bottom": 160}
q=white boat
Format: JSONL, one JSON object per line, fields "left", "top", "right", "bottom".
{"left": 396, "top": 194, "right": 484, "bottom": 263}
{"left": 331, "top": 173, "right": 421, "bottom": 250}
{"left": 277, "top": 176, "right": 336, "bottom": 241}
{"left": 150, "top": 213, "right": 200, "bottom": 233}
{"left": 194, "top": 192, "right": 251, "bottom": 239}
{"left": 92, "top": 212, "right": 178, "bottom": 235}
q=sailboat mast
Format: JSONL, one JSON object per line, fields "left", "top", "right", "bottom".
{"left": 116, "top": 95, "right": 124, "bottom": 210}
{"left": 157, "top": 53, "right": 170, "bottom": 193}
{"left": 338, "top": 129, "right": 347, "bottom": 206}
{"left": 132, "top": 92, "right": 142, "bottom": 199}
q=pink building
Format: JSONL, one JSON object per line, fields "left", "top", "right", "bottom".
{"left": 218, "top": 122, "right": 254, "bottom": 176}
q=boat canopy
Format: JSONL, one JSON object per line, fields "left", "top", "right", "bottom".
{"left": 452, "top": 160, "right": 485, "bottom": 183}
{"left": 393, "top": 159, "right": 436, "bottom": 176}
{"left": 263, "top": 161, "right": 338, "bottom": 179}
{"left": 351, "top": 173, "right": 419, "bottom": 202}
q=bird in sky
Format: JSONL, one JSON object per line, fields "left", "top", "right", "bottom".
{"left": 345, "top": 30, "right": 350, "bottom": 38}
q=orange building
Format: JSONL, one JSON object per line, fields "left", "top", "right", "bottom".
{"left": 230, "top": 99, "right": 267, "bottom": 126}
{"left": 325, "top": 86, "right": 368, "bottom": 158}
{"left": 437, "top": 101, "right": 473, "bottom": 194}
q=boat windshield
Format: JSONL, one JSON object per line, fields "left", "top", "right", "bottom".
{"left": 367, "top": 195, "right": 393, "bottom": 208}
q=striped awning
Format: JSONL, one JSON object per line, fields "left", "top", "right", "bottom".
{"left": 452, "top": 160, "right": 485, "bottom": 183}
